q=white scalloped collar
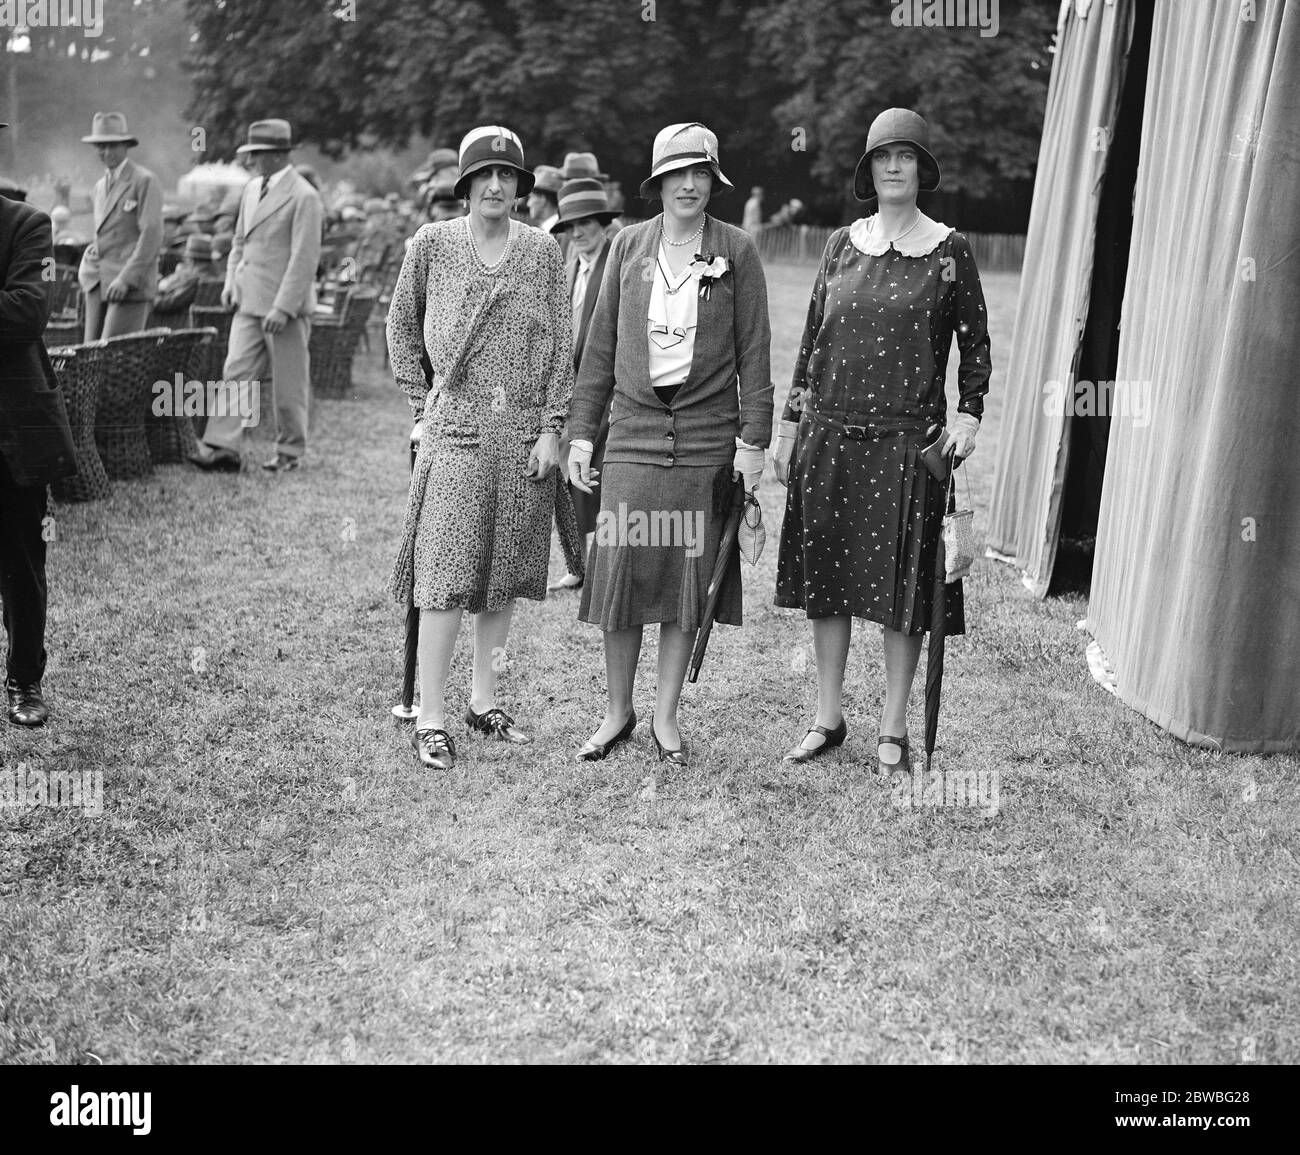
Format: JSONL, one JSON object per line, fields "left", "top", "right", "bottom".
{"left": 849, "top": 211, "right": 950, "bottom": 257}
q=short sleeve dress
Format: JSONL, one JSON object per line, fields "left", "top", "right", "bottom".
{"left": 386, "top": 218, "right": 574, "bottom": 613}
{"left": 774, "top": 214, "right": 991, "bottom": 635}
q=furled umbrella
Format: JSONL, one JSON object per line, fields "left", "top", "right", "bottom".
{"left": 924, "top": 446, "right": 959, "bottom": 772}
{"left": 392, "top": 436, "right": 420, "bottom": 720}
{"left": 688, "top": 477, "right": 747, "bottom": 683}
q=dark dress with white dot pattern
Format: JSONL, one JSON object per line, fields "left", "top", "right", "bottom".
{"left": 774, "top": 225, "right": 991, "bottom": 635}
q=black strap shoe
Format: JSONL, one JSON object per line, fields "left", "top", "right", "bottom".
{"left": 877, "top": 734, "right": 911, "bottom": 777}
{"left": 6, "top": 678, "right": 50, "bottom": 727}
{"left": 465, "top": 705, "right": 531, "bottom": 744}
{"left": 783, "top": 718, "right": 847, "bottom": 763}
{"left": 412, "top": 727, "right": 456, "bottom": 770}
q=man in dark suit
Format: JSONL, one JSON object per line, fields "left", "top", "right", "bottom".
{"left": 549, "top": 178, "right": 617, "bottom": 590}
{"left": 0, "top": 121, "right": 79, "bottom": 726}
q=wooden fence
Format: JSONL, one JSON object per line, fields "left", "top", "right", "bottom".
{"left": 753, "top": 225, "right": 1025, "bottom": 272}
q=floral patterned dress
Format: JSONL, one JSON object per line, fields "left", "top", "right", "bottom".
{"left": 386, "top": 218, "right": 574, "bottom": 612}
{"left": 774, "top": 215, "right": 991, "bottom": 635}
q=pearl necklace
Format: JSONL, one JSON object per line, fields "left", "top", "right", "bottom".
{"left": 466, "top": 216, "right": 513, "bottom": 271}
{"left": 661, "top": 216, "right": 705, "bottom": 247}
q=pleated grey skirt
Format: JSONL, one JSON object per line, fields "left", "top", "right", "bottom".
{"left": 578, "top": 462, "right": 742, "bottom": 632}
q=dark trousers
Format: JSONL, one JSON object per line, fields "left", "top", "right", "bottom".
{"left": 0, "top": 454, "right": 49, "bottom": 685}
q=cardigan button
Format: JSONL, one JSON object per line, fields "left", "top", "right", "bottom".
{"left": 665, "top": 454, "right": 675, "bottom": 465}
{"left": 665, "top": 430, "right": 674, "bottom": 440}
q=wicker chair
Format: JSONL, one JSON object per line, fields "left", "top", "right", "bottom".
{"left": 49, "top": 347, "right": 112, "bottom": 503}
{"left": 92, "top": 328, "right": 172, "bottom": 479}
{"left": 146, "top": 328, "right": 216, "bottom": 464}
{"left": 310, "top": 288, "right": 377, "bottom": 398}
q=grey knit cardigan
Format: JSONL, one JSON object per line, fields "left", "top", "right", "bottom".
{"left": 566, "top": 214, "right": 773, "bottom": 467}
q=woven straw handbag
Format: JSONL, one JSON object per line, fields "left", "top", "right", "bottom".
{"left": 942, "top": 464, "right": 975, "bottom": 583}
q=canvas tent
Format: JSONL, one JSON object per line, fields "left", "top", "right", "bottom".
{"left": 985, "top": 0, "right": 1299, "bottom": 752}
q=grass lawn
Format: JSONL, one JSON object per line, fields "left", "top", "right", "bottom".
{"left": 1, "top": 262, "right": 1296, "bottom": 1064}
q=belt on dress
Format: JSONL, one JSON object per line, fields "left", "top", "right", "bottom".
{"left": 804, "top": 409, "right": 941, "bottom": 440}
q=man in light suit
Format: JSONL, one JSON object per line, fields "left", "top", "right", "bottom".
{"left": 76, "top": 112, "right": 164, "bottom": 341}
{"left": 190, "top": 119, "right": 322, "bottom": 473}
{"left": 0, "top": 121, "right": 78, "bottom": 726}
{"left": 549, "top": 178, "right": 617, "bottom": 590}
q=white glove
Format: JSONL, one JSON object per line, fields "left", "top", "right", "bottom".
{"left": 733, "top": 443, "right": 765, "bottom": 493}
{"left": 567, "top": 438, "right": 596, "bottom": 493}
{"left": 944, "top": 413, "right": 980, "bottom": 463}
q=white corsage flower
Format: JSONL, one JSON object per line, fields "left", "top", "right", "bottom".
{"left": 688, "top": 252, "right": 729, "bottom": 300}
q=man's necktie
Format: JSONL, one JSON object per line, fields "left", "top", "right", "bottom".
{"left": 572, "top": 263, "right": 589, "bottom": 330}
{"left": 259, "top": 175, "right": 270, "bottom": 201}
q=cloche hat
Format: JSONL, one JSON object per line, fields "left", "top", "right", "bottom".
{"left": 639, "top": 122, "right": 734, "bottom": 200}
{"left": 454, "top": 126, "right": 534, "bottom": 199}
{"left": 853, "top": 108, "right": 941, "bottom": 201}
{"left": 550, "top": 179, "right": 618, "bottom": 232}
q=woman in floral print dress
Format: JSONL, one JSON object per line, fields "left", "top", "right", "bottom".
{"left": 388, "top": 126, "right": 573, "bottom": 772}
{"left": 773, "top": 110, "right": 991, "bottom": 776}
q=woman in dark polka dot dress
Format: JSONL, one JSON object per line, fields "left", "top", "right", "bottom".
{"left": 773, "top": 109, "right": 991, "bottom": 776}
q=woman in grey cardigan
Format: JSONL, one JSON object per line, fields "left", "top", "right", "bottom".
{"left": 567, "top": 123, "right": 772, "bottom": 766}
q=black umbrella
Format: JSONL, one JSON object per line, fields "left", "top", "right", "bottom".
{"left": 392, "top": 437, "right": 420, "bottom": 721}
{"left": 688, "top": 477, "right": 746, "bottom": 684}
{"left": 924, "top": 449, "right": 957, "bottom": 771}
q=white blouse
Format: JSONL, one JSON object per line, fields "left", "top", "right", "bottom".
{"left": 647, "top": 241, "right": 698, "bottom": 392}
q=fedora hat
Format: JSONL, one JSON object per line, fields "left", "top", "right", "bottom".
{"left": 560, "top": 152, "right": 608, "bottom": 181}
{"left": 550, "top": 178, "right": 618, "bottom": 233}
{"left": 531, "top": 165, "right": 563, "bottom": 196}
{"left": 853, "top": 108, "right": 941, "bottom": 201}
{"left": 411, "top": 146, "right": 459, "bottom": 185}
{"left": 236, "top": 119, "right": 297, "bottom": 154}
{"left": 81, "top": 111, "right": 139, "bottom": 146}
{"left": 454, "top": 125, "right": 534, "bottom": 199}
{"left": 423, "top": 174, "right": 460, "bottom": 207}
{"left": 639, "top": 122, "right": 734, "bottom": 200}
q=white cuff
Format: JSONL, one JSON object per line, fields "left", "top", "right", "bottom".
{"left": 570, "top": 438, "right": 595, "bottom": 453}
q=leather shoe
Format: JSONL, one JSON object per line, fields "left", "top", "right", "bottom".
{"left": 877, "top": 734, "right": 911, "bottom": 777}
{"left": 465, "top": 705, "right": 531, "bottom": 744}
{"left": 650, "top": 713, "right": 688, "bottom": 767}
{"left": 412, "top": 727, "right": 456, "bottom": 770}
{"left": 6, "top": 678, "right": 50, "bottom": 727}
{"left": 783, "top": 718, "right": 847, "bottom": 763}
{"left": 575, "top": 710, "right": 636, "bottom": 761}
{"left": 187, "top": 447, "right": 241, "bottom": 472}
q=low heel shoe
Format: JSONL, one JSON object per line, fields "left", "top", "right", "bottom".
{"left": 782, "top": 718, "right": 847, "bottom": 763}
{"left": 412, "top": 727, "right": 456, "bottom": 770}
{"left": 575, "top": 711, "right": 636, "bottom": 762}
{"left": 465, "top": 705, "right": 531, "bottom": 744}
